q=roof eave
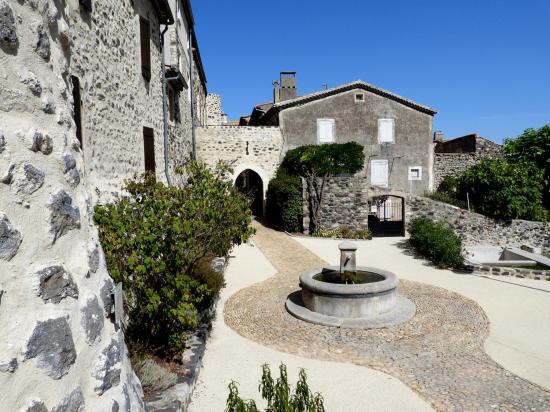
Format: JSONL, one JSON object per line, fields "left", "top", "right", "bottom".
{"left": 273, "top": 82, "right": 437, "bottom": 116}
{"left": 154, "top": 0, "right": 174, "bottom": 25}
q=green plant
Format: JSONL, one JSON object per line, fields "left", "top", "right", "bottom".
{"left": 226, "top": 364, "right": 325, "bottom": 412}
{"left": 408, "top": 218, "right": 464, "bottom": 269}
{"left": 94, "top": 161, "right": 254, "bottom": 357}
{"left": 281, "top": 142, "right": 364, "bottom": 234}
{"left": 437, "top": 175, "right": 459, "bottom": 196}
{"left": 457, "top": 158, "right": 547, "bottom": 221}
{"left": 266, "top": 170, "right": 303, "bottom": 232}
{"left": 504, "top": 125, "right": 550, "bottom": 210}
{"left": 313, "top": 226, "right": 372, "bottom": 240}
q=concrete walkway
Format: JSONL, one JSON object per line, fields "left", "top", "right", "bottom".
{"left": 294, "top": 235, "right": 550, "bottom": 391}
{"left": 188, "top": 240, "right": 432, "bottom": 412}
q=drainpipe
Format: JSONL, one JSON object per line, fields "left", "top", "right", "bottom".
{"left": 189, "top": 30, "right": 196, "bottom": 159}
{"left": 161, "top": 24, "right": 172, "bottom": 185}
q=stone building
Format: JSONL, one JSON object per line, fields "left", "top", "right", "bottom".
{"left": 245, "top": 72, "right": 438, "bottom": 196}
{"left": 0, "top": 0, "right": 207, "bottom": 410}
{"left": 433, "top": 132, "right": 504, "bottom": 188}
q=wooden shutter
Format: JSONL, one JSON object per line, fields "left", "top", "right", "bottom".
{"left": 378, "top": 119, "right": 394, "bottom": 143}
{"left": 143, "top": 127, "right": 155, "bottom": 174}
{"left": 140, "top": 17, "right": 151, "bottom": 81}
{"left": 71, "top": 76, "right": 83, "bottom": 148}
{"left": 317, "top": 119, "right": 334, "bottom": 143}
{"left": 370, "top": 160, "right": 389, "bottom": 187}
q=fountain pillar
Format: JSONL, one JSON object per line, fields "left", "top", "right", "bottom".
{"left": 339, "top": 241, "right": 358, "bottom": 274}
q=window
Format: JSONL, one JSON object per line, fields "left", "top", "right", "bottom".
{"left": 71, "top": 76, "right": 83, "bottom": 148}
{"left": 140, "top": 17, "right": 151, "bottom": 81}
{"left": 143, "top": 127, "right": 155, "bottom": 174}
{"left": 370, "top": 160, "right": 389, "bottom": 187}
{"left": 378, "top": 119, "right": 394, "bottom": 143}
{"left": 408, "top": 166, "right": 422, "bottom": 181}
{"left": 317, "top": 119, "right": 335, "bottom": 143}
{"left": 355, "top": 93, "right": 365, "bottom": 102}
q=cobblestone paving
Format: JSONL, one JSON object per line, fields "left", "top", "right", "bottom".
{"left": 225, "top": 223, "right": 550, "bottom": 412}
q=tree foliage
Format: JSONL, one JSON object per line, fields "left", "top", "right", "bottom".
{"left": 456, "top": 158, "right": 547, "bottom": 221}
{"left": 504, "top": 125, "right": 550, "bottom": 210}
{"left": 266, "top": 170, "right": 303, "bottom": 232}
{"left": 94, "top": 162, "right": 254, "bottom": 357}
{"left": 280, "top": 142, "right": 365, "bottom": 233}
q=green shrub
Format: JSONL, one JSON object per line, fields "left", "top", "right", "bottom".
{"left": 225, "top": 363, "right": 325, "bottom": 412}
{"left": 94, "top": 162, "right": 254, "bottom": 357}
{"left": 504, "top": 125, "right": 550, "bottom": 210}
{"left": 457, "top": 158, "right": 547, "bottom": 221}
{"left": 266, "top": 171, "right": 303, "bottom": 232}
{"left": 408, "top": 218, "right": 464, "bottom": 269}
{"left": 313, "top": 226, "right": 372, "bottom": 240}
{"left": 437, "top": 175, "right": 459, "bottom": 196}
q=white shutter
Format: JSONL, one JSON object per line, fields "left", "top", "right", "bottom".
{"left": 317, "top": 119, "right": 334, "bottom": 143}
{"left": 378, "top": 119, "right": 394, "bottom": 143}
{"left": 370, "top": 160, "right": 389, "bottom": 187}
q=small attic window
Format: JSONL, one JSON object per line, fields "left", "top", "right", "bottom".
{"left": 355, "top": 93, "right": 365, "bottom": 102}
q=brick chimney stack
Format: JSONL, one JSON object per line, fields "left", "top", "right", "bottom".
{"left": 434, "top": 131, "right": 445, "bottom": 142}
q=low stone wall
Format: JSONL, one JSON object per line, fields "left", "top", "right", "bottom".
{"left": 473, "top": 265, "right": 550, "bottom": 281}
{"left": 407, "top": 197, "right": 550, "bottom": 252}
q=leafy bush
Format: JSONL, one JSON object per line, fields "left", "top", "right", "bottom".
{"left": 437, "top": 175, "right": 459, "bottom": 196}
{"left": 281, "top": 142, "right": 365, "bottom": 233}
{"left": 94, "top": 162, "right": 254, "bottom": 357}
{"left": 266, "top": 171, "right": 303, "bottom": 232}
{"left": 225, "top": 363, "right": 325, "bottom": 412}
{"left": 457, "top": 158, "right": 547, "bottom": 221}
{"left": 504, "top": 125, "right": 550, "bottom": 210}
{"left": 408, "top": 218, "right": 464, "bottom": 269}
{"left": 313, "top": 226, "right": 372, "bottom": 240}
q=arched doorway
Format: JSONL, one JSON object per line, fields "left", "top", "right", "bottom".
{"left": 235, "top": 169, "right": 264, "bottom": 218}
{"left": 367, "top": 195, "right": 405, "bottom": 237}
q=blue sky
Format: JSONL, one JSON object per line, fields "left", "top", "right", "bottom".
{"left": 193, "top": 0, "right": 550, "bottom": 143}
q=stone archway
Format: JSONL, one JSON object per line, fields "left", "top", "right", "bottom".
{"left": 235, "top": 169, "right": 264, "bottom": 218}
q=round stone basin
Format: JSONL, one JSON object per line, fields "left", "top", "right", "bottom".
{"left": 286, "top": 265, "right": 415, "bottom": 328}
{"left": 300, "top": 266, "right": 398, "bottom": 318}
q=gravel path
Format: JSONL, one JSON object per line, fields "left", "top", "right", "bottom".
{"left": 225, "top": 223, "right": 550, "bottom": 412}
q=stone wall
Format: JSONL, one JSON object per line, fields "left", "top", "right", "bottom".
{"left": 206, "top": 93, "right": 224, "bottom": 126}
{"left": 308, "top": 175, "right": 370, "bottom": 232}
{"left": 0, "top": 0, "right": 184, "bottom": 410}
{"left": 433, "top": 136, "right": 503, "bottom": 188}
{"left": 300, "top": 176, "right": 549, "bottom": 253}
{"left": 195, "top": 126, "right": 283, "bottom": 187}
{"left": 406, "top": 197, "right": 550, "bottom": 252}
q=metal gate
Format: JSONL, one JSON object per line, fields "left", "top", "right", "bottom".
{"left": 367, "top": 196, "right": 405, "bottom": 237}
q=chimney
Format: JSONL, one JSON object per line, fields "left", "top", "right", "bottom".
{"left": 433, "top": 131, "right": 444, "bottom": 142}
{"left": 274, "top": 71, "right": 297, "bottom": 102}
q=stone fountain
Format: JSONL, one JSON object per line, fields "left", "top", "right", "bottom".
{"left": 285, "top": 241, "right": 415, "bottom": 328}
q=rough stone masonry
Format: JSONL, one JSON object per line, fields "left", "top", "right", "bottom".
{"left": 0, "top": 1, "right": 153, "bottom": 410}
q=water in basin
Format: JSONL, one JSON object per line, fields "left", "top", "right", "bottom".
{"left": 313, "top": 269, "right": 385, "bottom": 285}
